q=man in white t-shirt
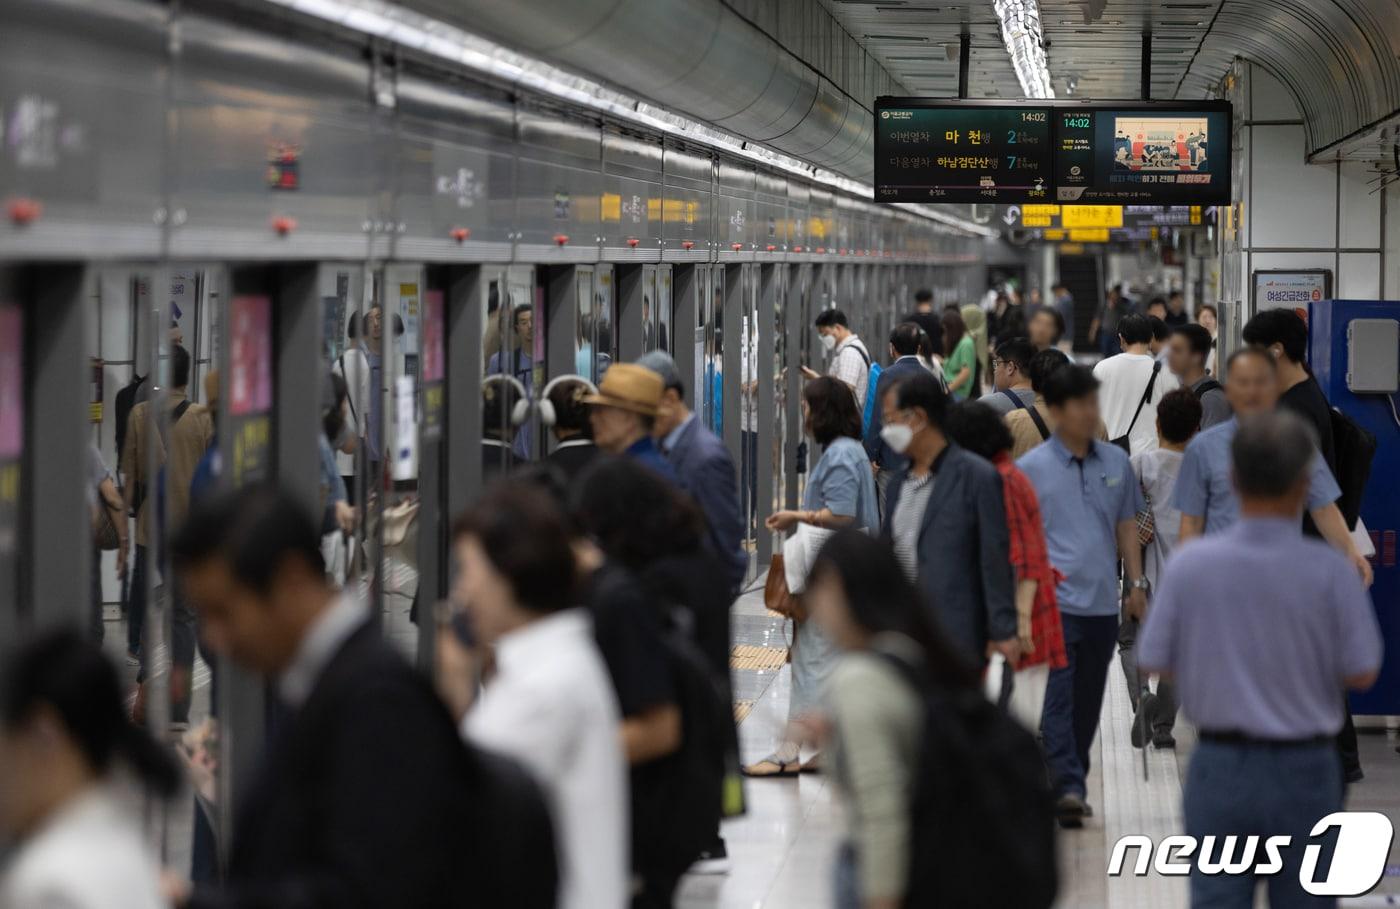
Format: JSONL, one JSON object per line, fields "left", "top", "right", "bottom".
{"left": 1093, "top": 312, "right": 1179, "bottom": 455}
{"left": 1120, "top": 388, "right": 1201, "bottom": 750}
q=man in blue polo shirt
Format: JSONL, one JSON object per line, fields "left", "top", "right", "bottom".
{"left": 1018, "top": 364, "right": 1147, "bottom": 828}
{"left": 1174, "top": 346, "right": 1371, "bottom": 578}
{"left": 1140, "top": 411, "right": 1382, "bottom": 907}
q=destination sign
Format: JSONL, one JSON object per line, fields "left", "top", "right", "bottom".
{"left": 875, "top": 101, "right": 1053, "bottom": 203}
{"left": 1054, "top": 102, "right": 1231, "bottom": 204}
{"left": 875, "top": 99, "right": 1232, "bottom": 206}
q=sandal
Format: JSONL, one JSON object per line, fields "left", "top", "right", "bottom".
{"left": 742, "top": 756, "right": 801, "bottom": 778}
{"left": 800, "top": 755, "right": 822, "bottom": 774}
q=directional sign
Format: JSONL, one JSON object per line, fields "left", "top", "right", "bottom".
{"left": 1061, "top": 206, "right": 1124, "bottom": 228}
{"left": 1003, "top": 205, "right": 1022, "bottom": 226}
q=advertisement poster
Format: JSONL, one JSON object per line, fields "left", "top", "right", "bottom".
{"left": 399, "top": 283, "right": 420, "bottom": 353}
{"left": 421, "top": 290, "right": 445, "bottom": 437}
{"left": 1254, "top": 270, "right": 1331, "bottom": 320}
{"left": 229, "top": 295, "right": 272, "bottom": 417}
{"left": 422, "top": 290, "right": 444, "bottom": 383}
{"left": 0, "top": 307, "right": 22, "bottom": 460}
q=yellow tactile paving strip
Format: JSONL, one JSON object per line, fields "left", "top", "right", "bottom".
{"left": 730, "top": 644, "right": 789, "bottom": 672}
{"left": 733, "top": 700, "right": 755, "bottom": 724}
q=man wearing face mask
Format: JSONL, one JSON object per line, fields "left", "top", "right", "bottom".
{"left": 800, "top": 309, "right": 870, "bottom": 410}
{"left": 879, "top": 372, "right": 1019, "bottom": 668}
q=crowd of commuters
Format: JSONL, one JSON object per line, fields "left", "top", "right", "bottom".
{"left": 7, "top": 284, "right": 1384, "bottom": 909}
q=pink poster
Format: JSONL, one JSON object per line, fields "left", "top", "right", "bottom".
{"left": 0, "top": 308, "right": 21, "bottom": 460}
{"left": 229, "top": 295, "right": 272, "bottom": 417}
{"left": 422, "top": 290, "right": 444, "bottom": 383}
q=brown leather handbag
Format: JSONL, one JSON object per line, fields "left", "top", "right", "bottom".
{"left": 764, "top": 553, "right": 807, "bottom": 622}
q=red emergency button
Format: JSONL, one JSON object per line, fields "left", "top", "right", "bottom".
{"left": 553, "top": 234, "right": 569, "bottom": 246}
{"left": 815, "top": 247, "right": 826, "bottom": 254}
{"left": 681, "top": 240, "right": 695, "bottom": 250}
{"left": 731, "top": 242, "right": 743, "bottom": 251}
{"left": 451, "top": 227, "right": 471, "bottom": 243}
{"left": 793, "top": 245, "right": 804, "bottom": 253}
{"left": 7, "top": 197, "right": 42, "bottom": 226}
{"left": 271, "top": 215, "right": 297, "bottom": 235}
{"left": 766, "top": 244, "right": 777, "bottom": 252}
{"left": 627, "top": 237, "right": 640, "bottom": 248}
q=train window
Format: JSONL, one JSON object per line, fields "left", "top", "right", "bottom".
{"left": 575, "top": 267, "right": 595, "bottom": 381}
{"left": 657, "top": 265, "right": 672, "bottom": 355}
{"left": 642, "top": 265, "right": 659, "bottom": 353}
{"left": 595, "top": 265, "right": 614, "bottom": 380}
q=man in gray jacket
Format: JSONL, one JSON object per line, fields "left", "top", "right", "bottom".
{"left": 879, "top": 371, "right": 1019, "bottom": 666}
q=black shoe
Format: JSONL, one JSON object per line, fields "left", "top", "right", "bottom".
{"left": 1131, "top": 692, "right": 1157, "bottom": 749}
{"left": 1346, "top": 767, "right": 1365, "bottom": 785}
{"left": 1055, "top": 794, "right": 1088, "bottom": 829}
{"left": 690, "top": 838, "right": 730, "bottom": 875}
{"left": 1152, "top": 730, "right": 1177, "bottom": 750}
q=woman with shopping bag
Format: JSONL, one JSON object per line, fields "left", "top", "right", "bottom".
{"left": 746, "top": 376, "right": 878, "bottom": 777}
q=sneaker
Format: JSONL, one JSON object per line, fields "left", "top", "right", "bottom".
{"left": 126, "top": 650, "right": 140, "bottom": 667}
{"left": 690, "top": 839, "right": 730, "bottom": 875}
{"left": 1152, "top": 730, "right": 1177, "bottom": 750}
{"left": 1055, "top": 794, "right": 1088, "bottom": 829}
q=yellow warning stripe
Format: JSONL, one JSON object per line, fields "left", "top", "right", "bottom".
{"left": 730, "top": 644, "right": 788, "bottom": 672}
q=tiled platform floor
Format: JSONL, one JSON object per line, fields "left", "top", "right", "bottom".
{"left": 679, "top": 583, "right": 1400, "bottom": 909}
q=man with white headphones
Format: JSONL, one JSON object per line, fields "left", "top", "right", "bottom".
{"left": 481, "top": 374, "right": 529, "bottom": 485}
{"left": 541, "top": 374, "right": 600, "bottom": 482}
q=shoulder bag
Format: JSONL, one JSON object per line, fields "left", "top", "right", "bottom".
{"left": 1110, "top": 360, "right": 1162, "bottom": 453}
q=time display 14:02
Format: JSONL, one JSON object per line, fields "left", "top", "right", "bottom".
{"left": 1063, "top": 116, "right": 1091, "bottom": 129}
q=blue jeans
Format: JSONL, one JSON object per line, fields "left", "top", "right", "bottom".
{"left": 1184, "top": 740, "right": 1342, "bottom": 908}
{"left": 1042, "top": 613, "right": 1118, "bottom": 799}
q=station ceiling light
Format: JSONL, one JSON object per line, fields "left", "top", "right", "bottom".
{"left": 992, "top": 0, "right": 1056, "bottom": 99}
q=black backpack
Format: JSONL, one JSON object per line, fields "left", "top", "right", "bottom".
{"left": 885, "top": 653, "right": 1058, "bottom": 909}
{"left": 1329, "top": 407, "right": 1376, "bottom": 530}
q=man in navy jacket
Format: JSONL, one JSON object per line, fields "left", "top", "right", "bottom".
{"left": 865, "top": 322, "right": 935, "bottom": 518}
{"left": 639, "top": 351, "right": 748, "bottom": 595}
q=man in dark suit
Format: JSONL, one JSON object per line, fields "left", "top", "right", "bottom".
{"left": 864, "top": 322, "right": 932, "bottom": 519}
{"left": 879, "top": 372, "right": 1019, "bottom": 666}
{"left": 638, "top": 351, "right": 748, "bottom": 596}
{"left": 543, "top": 376, "right": 600, "bottom": 482}
{"left": 168, "top": 485, "right": 555, "bottom": 909}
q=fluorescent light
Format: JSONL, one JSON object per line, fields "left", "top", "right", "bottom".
{"left": 992, "top": 0, "right": 1055, "bottom": 99}
{"left": 263, "top": 0, "right": 996, "bottom": 238}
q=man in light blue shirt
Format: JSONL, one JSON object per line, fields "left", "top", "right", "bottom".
{"left": 487, "top": 305, "right": 535, "bottom": 460}
{"left": 1018, "top": 364, "right": 1146, "bottom": 828}
{"left": 1173, "top": 346, "right": 1370, "bottom": 582}
{"left": 1140, "top": 411, "right": 1382, "bottom": 908}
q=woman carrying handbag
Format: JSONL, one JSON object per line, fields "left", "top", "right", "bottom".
{"left": 747, "top": 376, "right": 879, "bottom": 777}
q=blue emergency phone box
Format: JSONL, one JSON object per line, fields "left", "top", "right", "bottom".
{"left": 1309, "top": 299, "right": 1400, "bottom": 715}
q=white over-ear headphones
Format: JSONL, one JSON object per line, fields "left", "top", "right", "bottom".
{"left": 482, "top": 374, "right": 533, "bottom": 426}
{"left": 537, "top": 374, "right": 599, "bottom": 427}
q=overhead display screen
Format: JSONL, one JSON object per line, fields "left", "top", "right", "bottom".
{"left": 1053, "top": 103, "right": 1231, "bottom": 204}
{"left": 875, "top": 99, "right": 1232, "bottom": 206}
{"left": 875, "top": 101, "right": 1054, "bottom": 203}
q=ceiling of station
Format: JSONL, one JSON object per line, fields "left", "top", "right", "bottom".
{"left": 822, "top": 0, "right": 1400, "bottom": 163}
{"left": 820, "top": 0, "right": 1222, "bottom": 102}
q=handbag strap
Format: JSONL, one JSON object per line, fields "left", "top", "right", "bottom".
{"left": 1123, "top": 361, "right": 1162, "bottom": 442}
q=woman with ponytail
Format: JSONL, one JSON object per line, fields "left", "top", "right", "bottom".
{"left": 0, "top": 628, "right": 179, "bottom": 909}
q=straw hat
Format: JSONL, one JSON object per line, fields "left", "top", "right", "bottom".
{"left": 581, "top": 363, "right": 663, "bottom": 417}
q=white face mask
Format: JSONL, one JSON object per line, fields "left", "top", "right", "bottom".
{"left": 819, "top": 333, "right": 837, "bottom": 353}
{"left": 880, "top": 421, "right": 915, "bottom": 454}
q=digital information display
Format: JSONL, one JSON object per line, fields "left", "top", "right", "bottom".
{"left": 875, "top": 102, "right": 1053, "bottom": 203}
{"left": 1054, "top": 103, "right": 1231, "bottom": 204}
{"left": 875, "top": 99, "right": 1231, "bottom": 206}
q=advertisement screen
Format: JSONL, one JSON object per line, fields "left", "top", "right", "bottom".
{"left": 875, "top": 101, "right": 1054, "bottom": 203}
{"left": 1055, "top": 104, "right": 1231, "bottom": 204}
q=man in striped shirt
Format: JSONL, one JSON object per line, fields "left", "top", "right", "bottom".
{"left": 801, "top": 308, "right": 870, "bottom": 409}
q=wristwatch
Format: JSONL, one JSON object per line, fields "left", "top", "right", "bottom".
{"left": 1124, "top": 577, "right": 1150, "bottom": 594}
